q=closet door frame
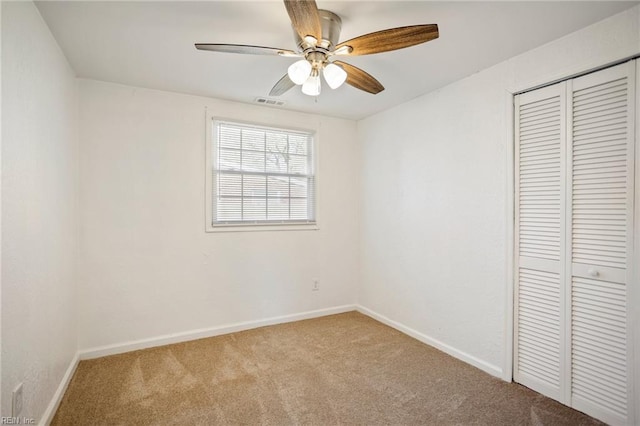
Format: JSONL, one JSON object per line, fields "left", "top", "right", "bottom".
{"left": 508, "top": 59, "right": 637, "bottom": 426}
{"left": 634, "top": 58, "right": 640, "bottom": 426}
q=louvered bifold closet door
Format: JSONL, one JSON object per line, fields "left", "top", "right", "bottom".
{"left": 569, "top": 62, "right": 635, "bottom": 426}
{"left": 514, "top": 82, "right": 567, "bottom": 402}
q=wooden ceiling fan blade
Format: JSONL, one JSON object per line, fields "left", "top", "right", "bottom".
{"left": 195, "top": 44, "right": 299, "bottom": 57}
{"left": 284, "top": 0, "right": 322, "bottom": 42}
{"left": 335, "top": 24, "right": 438, "bottom": 56}
{"left": 269, "top": 74, "right": 296, "bottom": 96}
{"left": 333, "top": 61, "right": 384, "bottom": 94}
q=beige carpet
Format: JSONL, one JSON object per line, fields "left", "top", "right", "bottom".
{"left": 52, "top": 312, "right": 601, "bottom": 425}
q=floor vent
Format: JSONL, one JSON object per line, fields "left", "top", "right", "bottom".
{"left": 254, "top": 97, "right": 286, "bottom": 106}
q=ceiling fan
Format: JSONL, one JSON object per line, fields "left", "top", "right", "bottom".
{"left": 195, "top": 0, "right": 439, "bottom": 97}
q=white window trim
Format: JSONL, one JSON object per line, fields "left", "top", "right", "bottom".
{"left": 205, "top": 112, "right": 320, "bottom": 233}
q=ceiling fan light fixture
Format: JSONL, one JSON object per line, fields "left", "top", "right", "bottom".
{"left": 323, "top": 62, "right": 347, "bottom": 89}
{"left": 288, "top": 59, "right": 312, "bottom": 85}
{"left": 197, "top": 2, "right": 439, "bottom": 98}
{"left": 302, "top": 70, "right": 321, "bottom": 96}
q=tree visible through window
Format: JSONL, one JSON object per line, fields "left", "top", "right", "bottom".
{"left": 211, "top": 120, "right": 316, "bottom": 226}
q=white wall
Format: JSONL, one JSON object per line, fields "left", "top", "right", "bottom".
{"left": 1, "top": 2, "right": 78, "bottom": 421}
{"left": 2, "top": 1, "right": 639, "bottom": 422}
{"left": 0, "top": 0, "right": 3, "bottom": 415}
{"left": 77, "top": 80, "right": 359, "bottom": 350}
{"left": 358, "top": 5, "right": 640, "bottom": 378}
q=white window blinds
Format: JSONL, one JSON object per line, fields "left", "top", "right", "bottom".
{"left": 212, "top": 121, "right": 315, "bottom": 226}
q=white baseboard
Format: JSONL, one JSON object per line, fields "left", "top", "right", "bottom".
{"left": 356, "top": 305, "right": 504, "bottom": 379}
{"left": 78, "top": 304, "right": 357, "bottom": 360}
{"left": 43, "top": 304, "right": 503, "bottom": 424}
{"left": 39, "top": 353, "right": 79, "bottom": 426}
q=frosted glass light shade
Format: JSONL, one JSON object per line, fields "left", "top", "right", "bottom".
{"left": 323, "top": 63, "right": 347, "bottom": 89}
{"left": 302, "top": 73, "right": 321, "bottom": 96}
{"left": 287, "top": 60, "right": 312, "bottom": 85}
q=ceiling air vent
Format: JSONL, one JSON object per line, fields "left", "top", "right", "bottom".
{"left": 254, "top": 97, "right": 286, "bottom": 107}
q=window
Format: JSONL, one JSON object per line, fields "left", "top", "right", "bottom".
{"left": 207, "top": 119, "right": 316, "bottom": 230}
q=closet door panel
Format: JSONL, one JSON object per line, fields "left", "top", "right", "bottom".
{"left": 514, "top": 82, "right": 566, "bottom": 401}
{"left": 515, "top": 61, "right": 636, "bottom": 425}
{"left": 569, "top": 62, "right": 634, "bottom": 425}
{"left": 572, "top": 277, "right": 628, "bottom": 422}
{"left": 516, "top": 268, "right": 562, "bottom": 390}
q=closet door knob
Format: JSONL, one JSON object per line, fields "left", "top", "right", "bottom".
{"left": 588, "top": 268, "right": 599, "bottom": 277}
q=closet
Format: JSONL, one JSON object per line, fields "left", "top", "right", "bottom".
{"left": 514, "top": 61, "right": 635, "bottom": 425}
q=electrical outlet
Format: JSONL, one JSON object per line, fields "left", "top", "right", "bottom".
{"left": 312, "top": 279, "right": 320, "bottom": 291}
{"left": 12, "top": 383, "right": 23, "bottom": 417}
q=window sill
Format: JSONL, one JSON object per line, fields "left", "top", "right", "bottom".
{"left": 206, "top": 223, "right": 319, "bottom": 233}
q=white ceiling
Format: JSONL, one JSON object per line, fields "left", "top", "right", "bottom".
{"left": 36, "top": 1, "right": 638, "bottom": 120}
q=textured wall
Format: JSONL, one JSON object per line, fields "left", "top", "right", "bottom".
{"left": 77, "top": 80, "right": 360, "bottom": 350}
{"left": 358, "top": 5, "right": 640, "bottom": 378}
{"left": 3, "top": 2, "right": 640, "bottom": 423}
{"left": 1, "top": 2, "right": 79, "bottom": 420}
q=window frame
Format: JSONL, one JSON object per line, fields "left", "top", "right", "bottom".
{"left": 205, "top": 114, "right": 319, "bottom": 233}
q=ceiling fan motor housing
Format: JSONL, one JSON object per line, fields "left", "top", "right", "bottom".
{"left": 293, "top": 9, "right": 342, "bottom": 51}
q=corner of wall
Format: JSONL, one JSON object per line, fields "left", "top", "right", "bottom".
{"left": 1, "top": 1, "right": 81, "bottom": 422}
{"left": 356, "top": 305, "right": 504, "bottom": 379}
